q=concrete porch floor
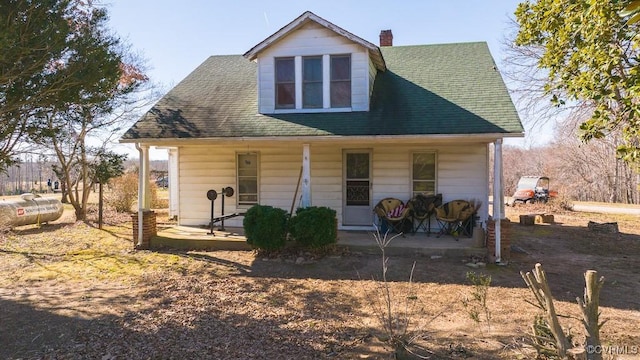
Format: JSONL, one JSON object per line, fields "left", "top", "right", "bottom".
{"left": 154, "top": 225, "right": 487, "bottom": 257}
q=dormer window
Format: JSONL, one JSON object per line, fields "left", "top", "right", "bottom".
{"left": 273, "top": 54, "right": 352, "bottom": 111}
{"left": 275, "top": 57, "right": 295, "bottom": 109}
{"left": 331, "top": 55, "right": 351, "bottom": 108}
{"left": 303, "top": 57, "right": 323, "bottom": 108}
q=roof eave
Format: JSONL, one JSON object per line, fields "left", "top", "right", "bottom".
{"left": 120, "top": 132, "right": 524, "bottom": 145}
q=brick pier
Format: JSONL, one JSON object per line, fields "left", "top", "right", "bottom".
{"left": 486, "top": 218, "right": 511, "bottom": 262}
{"left": 131, "top": 210, "right": 157, "bottom": 250}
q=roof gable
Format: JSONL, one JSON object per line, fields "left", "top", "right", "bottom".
{"left": 243, "top": 11, "right": 386, "bottom": 71}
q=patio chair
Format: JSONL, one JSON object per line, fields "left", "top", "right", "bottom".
{"left": 374, "top": 197, "right": 411, "bottom": 235}
{"left": 434, "top": 200, "right": 476, "bottom": 239}
{"left": 408, "top": 193, "right": 442, "bottom": 235}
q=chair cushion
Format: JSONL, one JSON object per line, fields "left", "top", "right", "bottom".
{"left": 380, "top": 198, "right": 402, "bottom": 212}
{"left": 375, "top": 198, "right": 400, "bottom": 215}
{"left": 436, "top": 200, "right": 475, "bottom": 221}
{"left": 387, "top": 204, "right": 407, "bottom": 218}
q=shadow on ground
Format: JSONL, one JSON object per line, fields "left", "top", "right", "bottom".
{"left": 0, "top": 282, "right": 373, "bottom": 359}
{"left": 155, "top": 213, "right": 640, "bottom": 313}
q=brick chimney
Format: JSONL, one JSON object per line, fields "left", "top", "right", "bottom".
{"left": 379, "top": 29, "right": 393, "bottom": 47}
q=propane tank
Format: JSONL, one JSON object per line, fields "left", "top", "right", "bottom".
{"left": 0, "top": 193, "right": 64, "bottom": 228}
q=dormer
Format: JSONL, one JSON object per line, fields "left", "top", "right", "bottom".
{"left": 244, "top": 11, "right": 386, "bottom": 114}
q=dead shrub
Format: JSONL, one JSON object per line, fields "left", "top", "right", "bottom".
{"left": 105, "top": 173, "right": 168, "bottom": 212}
{"left": 106, "top": 172, "right": 138, "bottom": 213}
{"left": 361, "top": 227, "right": 440, "bottom": 358}
{"left": 150, "top": 182, "right": 168, "bottom": 209}
{"left": 546, "top": 193, "right": 574, "bottom": 212}
{"left": 462, "top": 271, "right": 492, "bottom": 335}
{"left": 85, "top": 204, "right": 132, "bottom": 225}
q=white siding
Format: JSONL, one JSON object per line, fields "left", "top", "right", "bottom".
{"left": 178, "top": 146, "right": 236, "bottom": 226}
{"left": 309, "top": 144, "right": 343, "bottom": 219}
{"left": 437, "top": 145, "right": 488, "bottom": 202}
{"left": 371, "top": 144, "right": 489, "bottom": 226}
{"left": 351, "top": 51, "right": 369, "bottom": 111}
{"left": 168, "top": 148, "right": 179, "bottom": 218}
{"left": 372, "top": 146, "right": 411, "bottom": 203}
{"left": 259, "top": 148, "right": 302, "bottom": 210}
{"left": 176, "top": 141, "right": 489, "bottom": 229}
{"left": 257, "top": 57, "right": 274, "bottom": 110}
{"left": 257, "top": 22, "right": 371, "bottom": 113}
{"left": 368, "top": 58, "right": 377, "bottom": 98}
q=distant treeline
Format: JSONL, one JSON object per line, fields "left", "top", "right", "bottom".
{"left": 0, "top": 158, "right": 168, "bottom": 196}
{"left": 499, "top": 143, "right": 639, "bottom": 204}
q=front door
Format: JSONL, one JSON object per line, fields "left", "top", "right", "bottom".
{"left": 343, "top": 150, "right": 372, "bottom": 226}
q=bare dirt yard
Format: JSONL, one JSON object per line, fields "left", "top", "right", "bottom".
{"left": 1, "top": 203, "right": 639, "bottom": 359}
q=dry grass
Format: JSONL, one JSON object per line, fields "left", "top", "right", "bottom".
{"left": 1, "top": 205, "right": 639, "bottom": 359}
{"left": 0, "top": 223, "right": 195, "bottom": 286}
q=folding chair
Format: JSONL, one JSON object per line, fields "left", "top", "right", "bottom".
{"left": 408, "top": 193, "right": 442, "bottom": 235}
{"left": 374, "top": 198, "right": 411, "bottom": 235}
{"left": 435, "top": 200, "right": 475, "bottom": 239}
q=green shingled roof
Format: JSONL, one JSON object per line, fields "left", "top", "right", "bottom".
{"left": 122, "top": 42, "right": 523, "bottom": 141}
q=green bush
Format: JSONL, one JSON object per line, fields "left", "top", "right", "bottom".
{"left": 243, "top": 205, "right": 288, "bottom": 250}
{"left": 289, "top": 206, "right": 337, "bottom": 248}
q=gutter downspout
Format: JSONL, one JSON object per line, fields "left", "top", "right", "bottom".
{"left": 135, "top": 143, "right": 144, "bottom": 248}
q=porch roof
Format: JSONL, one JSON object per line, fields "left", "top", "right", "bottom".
{"left": 121, "top": 43, "right": 523, "bottom": 142}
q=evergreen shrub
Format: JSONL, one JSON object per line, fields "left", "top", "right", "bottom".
{"left": 289, "top": 206, "right": 337, "bottom": 248}
{"left": 243, "top": 205, "right": 288, "bottom": 250}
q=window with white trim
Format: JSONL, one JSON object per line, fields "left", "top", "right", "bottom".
{"left": 237, "top": 153, "right": 259, "bottom": 206}
{"left": 330, "top": 55, "right": 351, "bottom": 108}
{"left": 303, "top": 56, "right": 323, "bottom": 108}
{"left": 275, "top": 58, "right": 295, "bottom": 109}
{"left": 412, "top": 152, "right": 436, "bottom": 197}
{"left": 274, "top": 54, "right": 351, "bottom": 110}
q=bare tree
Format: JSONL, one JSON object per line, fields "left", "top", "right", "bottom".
{"left": 501, "top": 118, "right": 639, "bottom": 204}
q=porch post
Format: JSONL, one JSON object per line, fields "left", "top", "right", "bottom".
{"left": 493, "top": 139, "right": 503, "bottom": 263}
{"left": 141, "top": 145, "right": 151, "bottom": 209}
{"left": 300, "top": 144, "right": 311, "bottom": 208}
{"left": 134, "top": 143, "right": 152, "bottom": 248}
{"left": 168, "top": 148, "right": 179, "bottom": 219}
{"left": 130, "top": 144, "right": 158, "bottom": 249}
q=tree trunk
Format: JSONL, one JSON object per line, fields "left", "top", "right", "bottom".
{"left": 98, "top": 182, "right": 103, "bottom": 229}
{"left": 578, "top": 270, "right": 605, "bottom": 360}
{"left": 66, "top": 174, "right": 82, "bottom": 221}
{"left": 74, "top": 206, "right": 85, "bottom": 222}
{"left": 521, "top": 263, "right": 571, "bottom": 358}
{"left": 523, "top": 264, "right": 605, "bottom": 360}
{"left": 61, "top": 181, "right": 68, "bottom": 203}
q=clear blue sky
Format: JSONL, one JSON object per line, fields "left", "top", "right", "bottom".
{"left": 108, "top": 1, "right": 523, "bottom": 86}
{"left": 107, "top": 1, "right": 527, "bottom": 158}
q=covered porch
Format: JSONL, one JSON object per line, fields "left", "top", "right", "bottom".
{"left": 152, "top": 225, "right": 487, "bottom": 257}
{"left": 134, "top": 137, "right": 506, "bottom": 261}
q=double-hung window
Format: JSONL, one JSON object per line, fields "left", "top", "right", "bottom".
{"left": 275, "top": 54, "right": 351, "bottom": 110}
{"left": 330, "top": 55, "right": 351, "bottom": 108}
{"left": 412, "top": 152, "right": 436, "bottom": 197}
{"left": 303, "top": 56, "right": 323, "bottom": 108}
{"left": 237, "top": 153, "right": 259, "bottom": 206}
{"left": 275, "top": 58, "right": 295, "bottom": 109}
